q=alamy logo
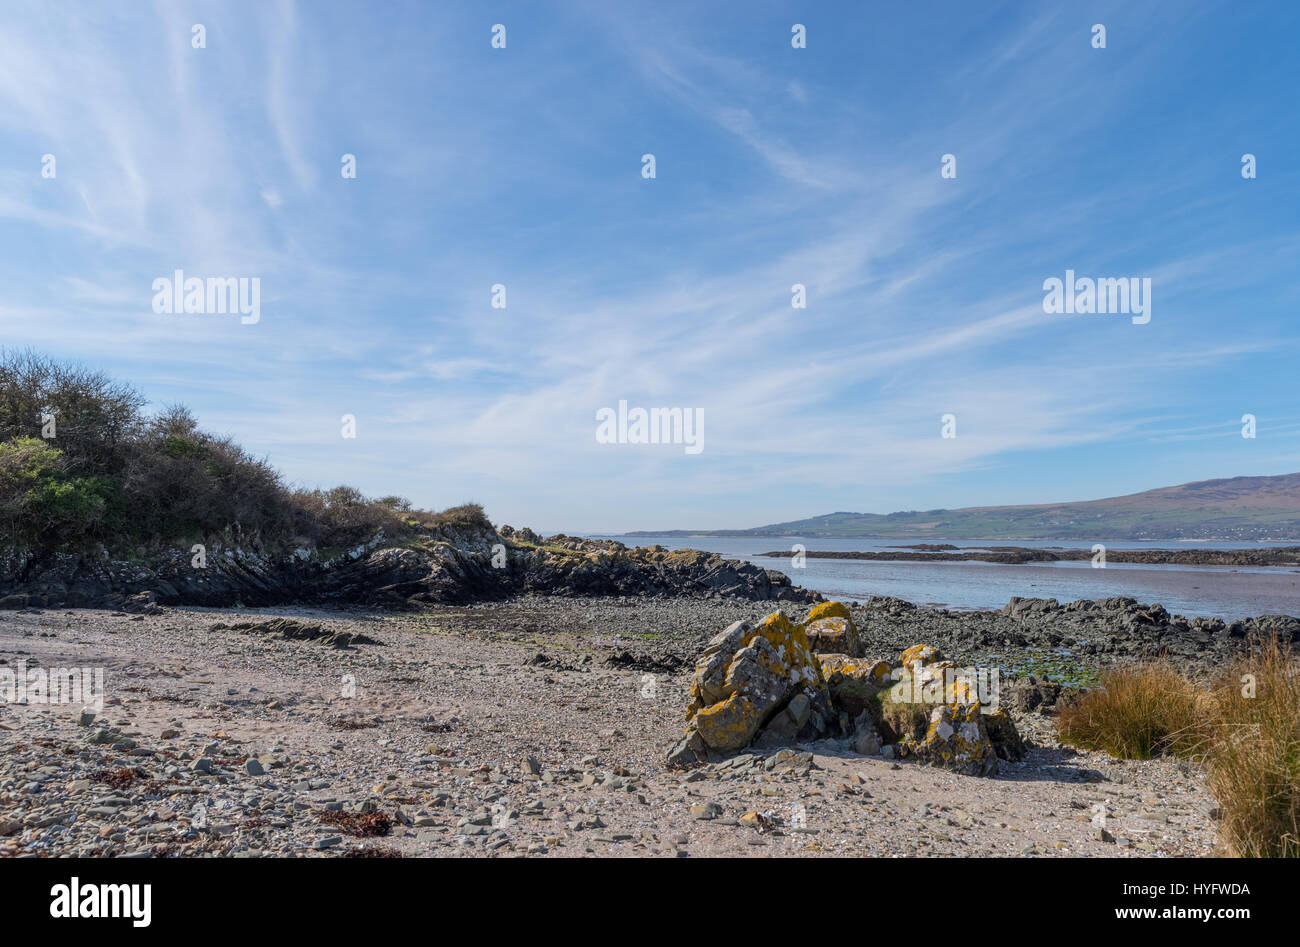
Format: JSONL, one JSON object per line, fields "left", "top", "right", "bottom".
{"left": 596, "top": 400, "right": 703, "bottom": 455}
{"left": 1042, "top": 269, "right": 1150, "bottom": 325}
{"left": 152, "top": 270, "right": 261, "bottom": 324}
{"left": 49, "top": 877, "right": 151, "bottom": 927}
{"left": 1, "top": 659, "right": 104, "bottom": 713}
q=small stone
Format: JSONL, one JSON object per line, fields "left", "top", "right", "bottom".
{"left": 689, "top": 802, "right": 722, "bottom": 821}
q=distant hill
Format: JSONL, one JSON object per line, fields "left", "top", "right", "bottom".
{"left": 627, "top": 473, "right": 1300, "bottom": 541}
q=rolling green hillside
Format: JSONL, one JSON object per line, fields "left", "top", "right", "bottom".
{"left": 629, "top": 473, "right": 1300, "bottom": 541}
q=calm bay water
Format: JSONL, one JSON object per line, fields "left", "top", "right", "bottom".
{"left": 602, "top": 536, "right": 1300, "bottom": 620}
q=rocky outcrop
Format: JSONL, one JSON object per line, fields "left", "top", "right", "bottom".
{"left": 801, "top": 600, "right": 862, "bottom": 655}
{"left": 0, "top": 524, "right": 818, "bottom": 610}
{"left": 669, "top": 603, "right": 1023, "bottom": 776}
{"left": 873, "top": 644, "right": 1023, "bottom": 775}
{"left": 209, "top": 618, "right": 381, "bottom": 649}
{"left": 841, "top": 594, "right": 1299, "bottom": 677}
{"left": 674, "top": 612, "right": 829, "bottom": 759}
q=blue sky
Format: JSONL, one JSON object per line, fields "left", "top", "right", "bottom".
{"left": 2, "top": 1, "right": 1298, "bottom": 533}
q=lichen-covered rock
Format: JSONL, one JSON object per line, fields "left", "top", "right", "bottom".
{"left": 677, "top": 611, "right": 826, "bottom": 758}
{"left": 818, "top": 654, "right": 891, "bottom": 719}
{"left": 876, "top": 662, "right": 1024, "bottom": 774}
{"left": 819, "top": 654, "right": 892, "bottom": 686}
{"left": 671, "top": 617, "right": 1022, "bottom": 776}
{"left": 898, "top": 643, "right": 944, "bottom": 671}
{"left": 804, "top": 616, "right": 860, "bottom": 656}
{"left": 802, "top": 601, "right": 864, "bottom": 656}
{"left": 982, "top": 706, "right": 1026, "bottom": 761}
{"left": 805, "top": 601, "right": 853, "bottom": 624}
{"left": 686, "top": 620, "right": 752, "bottom": 718}
{"left": 900, "top": 703, "right": 998, "bottom": 777}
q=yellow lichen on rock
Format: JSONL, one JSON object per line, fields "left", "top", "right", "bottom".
{"left": 818, "top": 654, "right": 891, "bottom": 686}
{"left": 802, "top": 602, "right": 863, "bottom": 657}
{"left": 693, "top": 692, "right": 764, "bottom": 752}
{"left": 746, "top": 611, "right": 824, "bottom": 690}
{"left": 901, "top": 703, "right": 997, "bottom": 776}
{"left": 804, "top": 616, "right": 860, "bottom": 656}
{"left": 805, "top": 601, "right": 853, "bottom": 624}
{"left": 671, "top": 612, "right": 1021, "bottom": 779}
{"left": 898, "top": 643, "right": 944, "bottom": 671}
{"left": 676, "top": 611, "right": 829, "bottom": 758}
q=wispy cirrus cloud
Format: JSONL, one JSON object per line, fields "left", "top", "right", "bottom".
{"left": 0, "top": 0, "right": 1296, "bottom": 530}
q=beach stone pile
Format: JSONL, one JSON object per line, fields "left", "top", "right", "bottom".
{"left": 668, "top": 602, "right": 1023, "bottom": 776}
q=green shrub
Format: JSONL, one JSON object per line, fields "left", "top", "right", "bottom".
{"left": 0, "top": 436, "right": 123, "bottom": 546}
{"left": 0, "top": 350, "right": 492, "bottom": 555}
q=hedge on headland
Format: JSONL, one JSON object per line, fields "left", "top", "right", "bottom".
{"left": 0, "top": 350, "right": 488, "bottom": 554}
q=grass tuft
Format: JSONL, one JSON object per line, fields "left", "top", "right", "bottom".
{"left": 1203, "top": 637, "right": 1300, "bottom": 857}
{"left": 1056, "top": 659, "right": 1207, "bottom": 760}
{"left": 1057, "top": 638, "right": 1300, "bottom": 857}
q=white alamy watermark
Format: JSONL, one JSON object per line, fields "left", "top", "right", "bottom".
{"left": 152, "top": 270, "right": 261, "bottom": 324}
{"left": 1042, "top": 270, "right": 1150, "bottom": 325}
{"left": 50, "top": 877, "right": 151, "bottom": 928}
{"left": 596, "top": 400, "right": 703, "bottom": 455}
{"left": 1, "top": 659, "right": 104, "bottom": 714}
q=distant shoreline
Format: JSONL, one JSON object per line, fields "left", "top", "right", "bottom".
{"left": 751, "top": 544, "right": 1300, "bottom": 568}
{"left": 623, "top": 531, "right": 1300, "bottom": 543}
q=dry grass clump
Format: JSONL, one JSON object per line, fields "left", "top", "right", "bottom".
{"left": 1056, "top": 637, "right": 1300, "bottom": 857}
{"left": 1203, "top": 637, "right": 1300, "bottom": 857}
{"left": 1056, "top": 659, "right": 1208, "bottom": 760}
